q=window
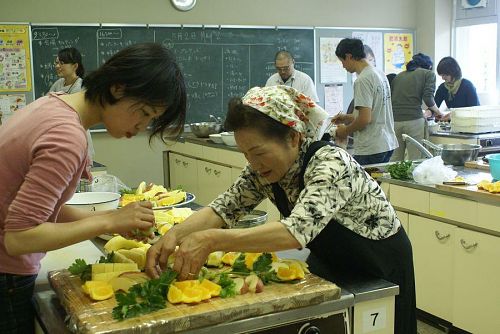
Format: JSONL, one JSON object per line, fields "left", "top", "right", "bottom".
{"left": 455, "top": 23, "right": 497, "bottom": 102}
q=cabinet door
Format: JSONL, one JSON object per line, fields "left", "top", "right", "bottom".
{"left": 197, "top": 161, "right": 232, "bottom": 205}
{"left": 453, "top": 228, "right": 500, "bottom": 334}
{"left": 410, "top": 215, "right": 455, "bottom": 321}
{"left": 168, "top": 153, "right": 198, "bottom": 195}
{"left": 395, "top": 210, "right": 409, "bottom": 235}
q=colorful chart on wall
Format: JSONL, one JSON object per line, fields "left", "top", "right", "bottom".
{"left": 319, "top": 37, "right": 347, "bottom": 83}
{"left": 0, "top": 25, "right": 32, "bottom": 92}
{"left": 383, "top": 33, "right": 413, "bottom": 74}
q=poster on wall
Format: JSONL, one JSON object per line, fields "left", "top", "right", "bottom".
{"left": 0, "top": 94, "right": 26, "bottom": 124}
{"left": 320, "top": 37, "right": 347, "bottom": 84}
{"left": 352, "top": 31, "right": 383, "bottom": 71}
{"left": 383, "top": 33, "right": 413, "bottom": 74}
{"left": 324, "top": 84, "right": 343, "bottom": 116}
{"left": 0, "top": 25, "right": 32, "bottom": 92}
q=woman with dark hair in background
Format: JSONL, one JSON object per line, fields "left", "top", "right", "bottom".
{"left": 49, "top": 47, "right": 85, "bottom": 94}
{"left": 49, "top": 47, "right": 96, "bottom": 166}
{"left": 434, "top": 56, "right": 479, "bottom": 121}
{"left": 0, "top": 43, "right": 187, "bottom": 333}
{"left": 390, "top": 53, "right": 443, "bottom": 161}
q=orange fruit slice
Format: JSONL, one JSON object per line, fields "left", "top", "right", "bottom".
{"left": 182, "top": 287, "right": 203, "bottom": 303}
{"left": 200, "top": 279, "right": 221, "bottom": 297}
{"left": 88, "top": 284, "right": 114, "bottom": 301}
{"left": 167, "top": 285, "right": 184, "bottom": 304}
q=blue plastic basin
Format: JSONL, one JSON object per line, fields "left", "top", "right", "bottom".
{"left": 485, "top": 153, "right": 500, "bottom": 181}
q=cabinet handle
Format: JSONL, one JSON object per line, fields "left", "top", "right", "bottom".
{"left": 460, "top": 239, "right": 478, "bottom": 250}
{"left": 214, "top": 170, "right": 221, "bottom": 176}
{"left": 175, "top": 159, "right": 181, "bottom": 165}
{"left": 434, "top": 231, "right": 450, "bottom": 241}
{"left": 182, "top": 161, "right": 189, "bottom": 167}
{"left": 205, "top": 167, "right": 212, "bottom": 174}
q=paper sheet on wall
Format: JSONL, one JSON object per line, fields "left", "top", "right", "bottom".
{"left": 352, "top": 31, "right": 384, "bottom": 72}
{"left": 0, "top": 94, "right": 26, "bottom": 124}
{"left": 383, "top": 33, "right": 413, "bottom": 74}
{"left": 320, "top": 37, "right": 346, "bottom": 83}
{"left": 324, "top": 85, "right": 343, "bottom": 116}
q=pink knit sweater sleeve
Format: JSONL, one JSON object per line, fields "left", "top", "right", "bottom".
{"left": 5, "top": 123, "right": 87, "bottom": 230}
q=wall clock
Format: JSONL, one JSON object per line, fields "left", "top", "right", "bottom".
{"left": 171, "top": 0, "right": 196, "bottom": 11}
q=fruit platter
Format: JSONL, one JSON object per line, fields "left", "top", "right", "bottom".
{"left": 120, "top": 181, "right": 195, "bottom": 209}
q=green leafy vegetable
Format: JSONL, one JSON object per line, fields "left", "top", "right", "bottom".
{"left": 231, "top": 253, "right": 250, "bottom": 274}
{"left": 68, "top": 259, "right": 92, "bottom": 282}
{"left": 387, "top": 161, "right": 414, "bottom": 180}
{"left": 119, "top": 188, "right": 136, "bottom": 195}
{"left": 217, "top": 273, "right": 237, "bottom": 298}
{"left": 68, "top": 253, "right": 115, "bottom": 282}
{"left": 112, "top": 269, "right": 178, "bottom": 320}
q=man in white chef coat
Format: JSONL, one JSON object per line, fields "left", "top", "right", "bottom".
{"left": 265, "top": 50, "right": 319, "bottom": 102}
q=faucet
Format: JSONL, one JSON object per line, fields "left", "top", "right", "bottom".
{"left": 209, "top": 114, "right": 222, "bottom": 124}
{"left": 401, "top": 134, "right": 434, "bottom": 159}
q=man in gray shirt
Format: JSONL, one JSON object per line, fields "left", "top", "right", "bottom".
{"left": 265, "top": 50, "right": 319, "bottom": 102}
{"left": 390, "top": 53, "right": 442, "bottom": 161}
{"left": 333, "top": 38, "right": 398, "bottom": 165}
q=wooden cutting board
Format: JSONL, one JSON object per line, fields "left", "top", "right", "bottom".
{"left": 464, "top": 160, "right": 490, "bottom": 171}
{"left": 48, "top": 269, "right": 341, "bottom": 333}
{"left": 436, "top": 183, "right": 500, "bottom": 201}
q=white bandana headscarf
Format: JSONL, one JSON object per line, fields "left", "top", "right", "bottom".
{"left": 242, "top": 86, "right": 328, "bottom": 140}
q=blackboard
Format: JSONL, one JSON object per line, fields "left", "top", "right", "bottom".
{"left": 30, "top": 25, "right": 314, "bottom": 126}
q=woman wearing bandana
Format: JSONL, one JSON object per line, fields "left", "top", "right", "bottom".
{"left": 146, "top": 86, "right": 416, "bottom": 334}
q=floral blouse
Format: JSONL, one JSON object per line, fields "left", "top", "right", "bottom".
{"left": 208, "top": 138, "right": 401, "bottom": 248}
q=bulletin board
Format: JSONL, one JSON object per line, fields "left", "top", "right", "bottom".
{"left": 314, "top": 27, "right": 415, "bottom": 115}
{"left": 0, "top": 24, "right": 32, "bottom": 124}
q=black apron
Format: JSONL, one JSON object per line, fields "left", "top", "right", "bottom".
{"left": 271, "top": 141, "right": 417, "bottom": 334}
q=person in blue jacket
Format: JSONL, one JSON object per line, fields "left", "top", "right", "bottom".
{"left": 434, "top": 57, "right": 479, "bottom": 120}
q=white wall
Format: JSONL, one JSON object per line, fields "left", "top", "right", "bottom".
{"left": 3, "top": 0, "right": 417, "bottom": 28}
{"left": 2, "top": 0, "right": 453, "bottom": 186}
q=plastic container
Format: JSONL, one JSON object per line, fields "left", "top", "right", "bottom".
{"left": 451, "top": 105, "right": 500, "bottom": 133}
{"left": 66, "top": 192, "right": 120, "bottom": 211}
{"left": 485, "top": 153, "right": 500, "bottom": 180}
{"left": 209, "top": 133, "right": 224, "bottom": 144}
{"left": 220, "top": 131, "right": 237, "bottom": 146}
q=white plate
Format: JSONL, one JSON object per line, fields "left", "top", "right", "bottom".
{"left": 98, "top": 193, "right": 196, "bottom": 240}
{"left": 153, "top": 192, "right": 196, "bottom": 210}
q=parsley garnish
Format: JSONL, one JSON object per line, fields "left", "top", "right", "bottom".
{"left": 112, "top": 269, "right": 178, "bottom": 320}
{"left": 67, "top": 252, "right": 114, "bottom": 282}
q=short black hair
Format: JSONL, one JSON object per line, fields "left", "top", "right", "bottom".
{"left": 225, "top": 97, "right": 294, "bottom": 142}
{"left": 58, "top": 47, "right": 85, "bottom": 78}
{"left": 335, "top": 38, "right": 366, "bottom": 60}
{"left": 274, "top": 50, "right": 294, "bottom": 62}
{"left": 82, "top": 43, "right": 187, "bottom": 141}
{"left": 436, "top": 57, "right": 462, "bottom": 80}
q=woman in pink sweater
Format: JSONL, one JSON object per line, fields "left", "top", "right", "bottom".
{"left": 0, "top": 43, "right": 186, "bottom": 333}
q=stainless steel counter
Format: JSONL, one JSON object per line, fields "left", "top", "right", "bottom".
{"left": 177, "top": 133, "right": 241, "bottom": 153}
{"left": 378, "top": 166, "right": 499, "bottom": 206}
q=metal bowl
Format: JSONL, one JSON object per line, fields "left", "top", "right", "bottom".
{"left": 234, "top": 210, "right": 268, "bottom": 228}
{"left": 438, "top": 144, "right": 481, "bottom": 166}
{"left": 189, "top": 122, "right": 222, "bottom": 138}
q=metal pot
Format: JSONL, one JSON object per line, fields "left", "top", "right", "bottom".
{"left": 402, "top": 134, "right": 480, "bottom": 166}
{"left": 422, "top": 140, "right": 481, "bottom": 166}
{"left": 189, "top": 122, "right": 222, "bottom": 138}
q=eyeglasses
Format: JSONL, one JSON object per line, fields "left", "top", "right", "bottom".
{"left": 54, "top": 59, "right": 66, "bottom": 66}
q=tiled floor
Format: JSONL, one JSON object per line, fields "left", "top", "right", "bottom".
{"left": 417, "top": 320, "right": 447, "bottom": 334}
